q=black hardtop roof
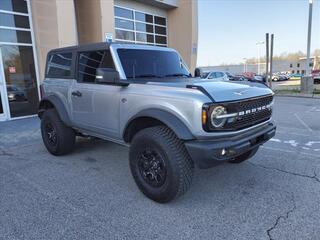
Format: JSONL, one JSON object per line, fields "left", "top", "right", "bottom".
{"left": 47, "top": 41, "right": 163, "bottom": 55}
{"left": 48, "top": 42, "right": 112, "bottom": 55}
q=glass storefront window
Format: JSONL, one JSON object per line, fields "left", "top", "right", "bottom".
{"left": 155, "top": 26, "right": 166, "bottom": 35}
{"left": 1, "top": 45, "right": 39, "bottom": 118}
{"left": 155, "top": 35, "right": 167, "bottom": 45}
{"left": 154, "top": 16, "right": 166, "bottom": 26}
{"left": 0, "top": 29, "right": 32, "bottom": 44}
{"left": 0, "top": 12, "right": 30, "bottom": 29}
{"left": 115, "top": 7, "right": 133, "bottom": 19}
{"left": 0, "top": 0, "right": 28, "bottom": 13}
{"left": 135, "top": 12, "right": 153, "bottom": 23}
{"left": 114, "top": 6, "right": 167, "bottom": 46}
{"left": 115, "top": 29, "right": 134, "bottom": 41}
{"left": 136, "top": 22, "right": 153, "bottom": 33}
{"left": 115, "top": 18, "right": 134, "bottom": 31}
{"left": 136, "top": 33, "right": 154, "bottom": 44}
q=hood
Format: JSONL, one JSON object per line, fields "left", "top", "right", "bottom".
{"left": 146, "top": 78, "right": 273, "bottom": 102}
{"left": 190, "top": 80, "right": 273, "bottom": 102}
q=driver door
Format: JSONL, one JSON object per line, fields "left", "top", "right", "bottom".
{"left": 70, "top": 50, "right": 121, "bottom": 139}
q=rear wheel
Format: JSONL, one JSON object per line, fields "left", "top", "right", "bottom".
{"left": 228, "top": 147, "right": 259, "bottom": 164}
{"left": 41, "top": 109, "right": 75, "bottom": 156}
{"left": 129, "top": 126, "right": 194, "bottom": 203}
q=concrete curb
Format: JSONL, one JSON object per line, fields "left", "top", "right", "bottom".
{"left": 275, "top": 93, "right": 320, "bottom": 99}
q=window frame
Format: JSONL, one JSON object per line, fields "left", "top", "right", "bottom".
{"left": 45, "top": 51, "right": 75, "bottom": 79}
{"left": 114, "top": 5, "right": 168, "bottom": 47}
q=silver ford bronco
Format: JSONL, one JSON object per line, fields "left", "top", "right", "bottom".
{"left": 38, "top": 42, "right": 276, "bottom": 203}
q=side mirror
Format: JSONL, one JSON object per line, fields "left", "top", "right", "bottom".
{"left": 194, "top": 68, "right": 201, "bottom": 78}
{"left": 95, "top": 68, "right": 129, "bottom": 86}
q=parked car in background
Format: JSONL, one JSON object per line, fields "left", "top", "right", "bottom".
{"left": 235, "top": 74, "right": 249, "bottom": 81}
{"left": 205, "top": 71, "right": 229, "bottom": 81}
{"left": 272, "top": 74, "right": 288, "bottom": 82}
{"left": 312, "top": 70, "right": 320, "bottom": 84}
{"left": 6, "top": 85, "right": 26, "bottom": 102}
{"left": 204, "top": 71, "right": 246, "bottom": 81}
{"left": 241, "top": 72, "right": 256, "bottom": 81}
{"left": 240, "top": 72, "right": 266, "bottom": 83}
{"left": 225, "top": 72, "right": 246, "bottom": 81}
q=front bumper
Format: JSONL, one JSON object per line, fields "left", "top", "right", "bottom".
{"left": 185, "top": 121, "right": 276, "bottom": 169}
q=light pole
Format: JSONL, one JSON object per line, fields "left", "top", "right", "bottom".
{"left": 306, "top": 0, "right": 313, "bottom": 76}
{"left": 243, "top": 58, "right": 247, "bottom": 72}
{"left": 301, "top": 0, "right": 314, "bottom": 93}
{"left": 256, "top": 41, "right": 265, "bottom": 75}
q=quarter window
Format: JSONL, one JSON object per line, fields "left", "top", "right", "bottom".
{"left": 77, "top": 51, "right": 114, "bottom": 83}
{"left": 114, "top": 6, "right": 167, "bottom": 46}
{"left": 46, "top": 52, "right": 73, "bottom": 78}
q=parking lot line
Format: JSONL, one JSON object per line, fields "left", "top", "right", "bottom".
{"left": 261, "top": 146, "right": 319, "bottom": 158}
{"left": 294, "top": 113, "right": 313, "bottom": 132}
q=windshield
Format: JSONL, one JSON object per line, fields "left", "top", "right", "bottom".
{"left": 117, "top": 49, "right": 190, "bottom": 79}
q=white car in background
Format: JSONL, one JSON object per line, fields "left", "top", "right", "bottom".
{"left": 205, "top": 71, "right": 230, "bottom": 81}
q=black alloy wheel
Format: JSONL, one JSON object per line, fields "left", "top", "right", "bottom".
{"left": 138, "top": 148, "right": 167, "bottom": 188}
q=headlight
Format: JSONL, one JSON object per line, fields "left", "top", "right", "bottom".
{"left": 210, "top": 106, "right": 227, "bottom": 128}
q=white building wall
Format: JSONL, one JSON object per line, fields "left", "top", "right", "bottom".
{"left": 200, "top": 57, "right": 318, "bottom": 75}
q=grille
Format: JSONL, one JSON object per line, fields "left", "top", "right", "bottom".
{"left": 225, "top": 95, "right": 273, "bottom": 130}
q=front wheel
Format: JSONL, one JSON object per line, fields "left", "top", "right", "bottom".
{"left": 228, "top": 147, "right": 259, "bottom": 164}
{"left": 129, "top": 126, "right": 194, "bottom": 203}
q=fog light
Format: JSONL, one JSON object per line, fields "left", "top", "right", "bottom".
{"left": 221, "top": 148, "right": 226, "bottom": 156}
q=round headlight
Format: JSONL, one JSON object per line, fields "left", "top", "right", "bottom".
{"left": 210, "top": 106, "right": 227, "bottom": 128}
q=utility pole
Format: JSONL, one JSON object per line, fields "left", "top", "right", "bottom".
{"left": 243, "top": 58, "right": 247, "bottom": 72}
{"left": 266, "top": 33, "right": 269, "bottom": 85}
{"left": 256, "top": 41, "right": 265, "bottom": 75}
{"left": 269, "top": 34, "right": 274, "bottom": 89}
{"left": 306, "top": 0, "right": 313, "bottom": 76}
{"left": 301, "top": 0, "right": 314, "bottom": 93}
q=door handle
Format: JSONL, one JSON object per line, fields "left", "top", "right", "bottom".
{"left": 71, "top": 91, "right": 82, "bottom": 97}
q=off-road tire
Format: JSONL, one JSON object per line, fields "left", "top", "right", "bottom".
{"left": 129, "top": 126, "right": 194, "bottom": 203}
{"left": 41, "top": 109, "right": 75, "bottom": 156}
{"left": 228, "top": 147, "right": 259, "bottom": 164}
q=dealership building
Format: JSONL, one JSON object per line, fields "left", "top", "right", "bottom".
{"left": 0, "top": 0, "right": 198, "bottom": 121}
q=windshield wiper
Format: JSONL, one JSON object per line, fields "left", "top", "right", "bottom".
{"left": 165, "top": 73, "right": 191, "bottom": 78}
{"left": 128, "top": 74, "right": 162, "bottom": 79}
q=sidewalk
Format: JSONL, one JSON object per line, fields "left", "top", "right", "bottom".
{"left": 0, "top": 116, "right": 40, "bottom": 148}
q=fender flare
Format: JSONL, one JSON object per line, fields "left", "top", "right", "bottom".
{"left": 123, "top": 109, "right": 195, "bottom": 141}
{"left": 38, "top": 95, "right": 72, "bottom": 126}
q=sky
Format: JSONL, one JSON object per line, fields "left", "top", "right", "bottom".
{"left": 197, "top": 0, "right": 320, "bottom": 66}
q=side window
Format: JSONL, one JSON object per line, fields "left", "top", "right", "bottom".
{"left": 78, "top": 50, "right": 114, "bottom": 83}
{"left": 46, "top": 52, "right": 72, "bottom": 78}
{"left": 217, "top": 72, "right": 224, "bottom": 78}
{"left": 209, "top": 72, "right": 216, "bottom": 79}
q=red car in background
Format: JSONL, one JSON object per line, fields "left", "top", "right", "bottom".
{"left": 312, "top": 70, "right": 320, "bottom": 84}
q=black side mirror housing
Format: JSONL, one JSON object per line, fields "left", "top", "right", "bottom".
{"left": 96, "top": 68, "right": 129, "bottom": 86}
{"left": 194, "top": 68, "right": 201, "bottom": 78}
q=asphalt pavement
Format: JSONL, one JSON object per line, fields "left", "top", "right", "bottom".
{"left": 0, "top": 96, "right": 320, "bottom": 240}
